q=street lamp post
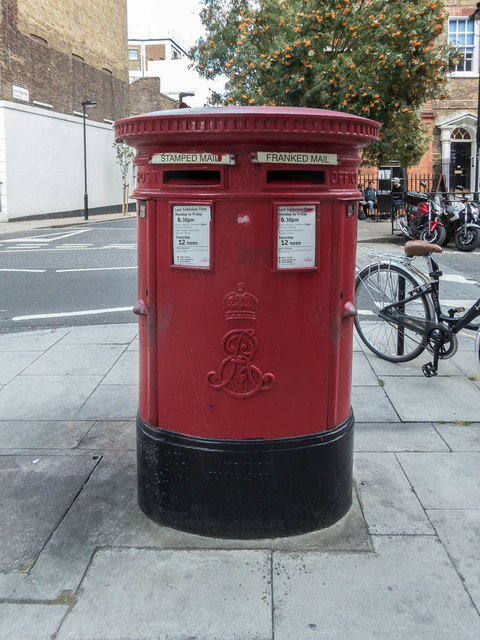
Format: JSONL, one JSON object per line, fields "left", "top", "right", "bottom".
{"left": 470, "top": 3, "right": 480, "bottom": 200}
{"left": 178, "top": 92, "right": 195, "bottom": 108}
{"left": 81, "top": 99, "right": 98, "bottom": 220}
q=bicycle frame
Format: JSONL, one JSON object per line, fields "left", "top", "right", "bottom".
{"left": 382, "top": 254, "right": 480, "bottom": 332}
{"left": 368, "top": 252, "right": 480, "bottom": 376}
{"left": 425, "top": 254, "right": 480, "bottom": 335}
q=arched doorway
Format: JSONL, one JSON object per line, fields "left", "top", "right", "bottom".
{"left": 450, "top": 127, "right": 472, "bottom": 191}
{"left": 438, "top": 113, "right": 477, "bottom": 192}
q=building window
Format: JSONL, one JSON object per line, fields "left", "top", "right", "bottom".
{"left": 449, "top": 18, "right": 476, "bottom": 74}
{"left": 451, "top": 127, "right": 471, "bottom": 141}
{"left": 129, "top": 49, "right": 139, "bottom": 61}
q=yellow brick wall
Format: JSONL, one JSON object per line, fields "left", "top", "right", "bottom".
{"left": 16, "top": 0, "right": 128, "bottom": 81}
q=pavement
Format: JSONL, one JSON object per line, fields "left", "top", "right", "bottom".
{"left": 0, "top": 213, "right": 479, "bottom": 639}
{"left": 0, "top": 210, "right": 136, "bottom": 236}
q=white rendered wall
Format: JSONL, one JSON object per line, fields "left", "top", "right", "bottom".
{"left": 0, "top": 106, "right": 7, "bottom": 221}
{"left": 0, "top": 101, "right": 130, "bottom": 221}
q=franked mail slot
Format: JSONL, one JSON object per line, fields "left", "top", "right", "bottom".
{"left": 266, "top": 170, "right": 326, "bottom": 185}
{"left": 163, "top": 170, "right": 222, "bottom": 185}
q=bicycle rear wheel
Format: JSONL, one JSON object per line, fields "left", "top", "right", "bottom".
{"left": 355, "top": 262, "right": 433, "bottom": 362}
{"left": 396, "top": 212, "right": 412, "bottom": 238}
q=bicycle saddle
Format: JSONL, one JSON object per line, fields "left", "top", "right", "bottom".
{"left": 404, "top": 240, "right": 443, "bottom": 256}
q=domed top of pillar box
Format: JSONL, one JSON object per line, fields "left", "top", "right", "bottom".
{"left": 114, "top": 106, "right": 380, "bottom": 155}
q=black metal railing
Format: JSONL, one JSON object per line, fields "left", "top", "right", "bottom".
{"left": 358, "top": 173, "right": 438, "bottom": 193}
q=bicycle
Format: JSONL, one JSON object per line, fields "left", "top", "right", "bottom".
{"left": 354, "top": 239, "right": 480, "bottom": 377}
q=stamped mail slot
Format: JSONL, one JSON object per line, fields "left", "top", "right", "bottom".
{"left": 164, "top": 170, "right": 222, "bottom": 185}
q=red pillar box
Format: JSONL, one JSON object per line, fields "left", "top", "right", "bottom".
{"left": 115, "top": 107, "right": 379, "bottom": 538}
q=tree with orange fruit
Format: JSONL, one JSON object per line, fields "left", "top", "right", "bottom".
{"left": 192, "top": 0, "right": 457, "bottom": 166}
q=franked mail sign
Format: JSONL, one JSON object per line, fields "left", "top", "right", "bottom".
{"left": 255, "top": 152, "right": 338, "bottom": 165}
{"left": 152, "top": 152, "right": 234, "bottom": 165}
{"left": 277, "top": 205, "right": 316, "bottom": 270}
{"left": 173, "top": 205, "right": 211, "bottom": 268}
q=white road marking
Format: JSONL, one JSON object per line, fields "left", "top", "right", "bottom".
{"left": 13, "top": 244, "right": 44, "bottom": 248}
{"left": 3, "top": 229, "right": 91, "bottom": 243}
{"left": 103, "top": 244, "right": 137, "bottom": 249}
{"left": 442, "top": 250, "right": 480, "bottom": 255}
{"left": 0, "top": 268, "right": 46, "bottom": 273}
{"left": 0, "top": 248, "right": 93, "bottom": 253}
{"left": 56, "top": 266, "right": 137, "bottom": 273}
{"left": 441, "top": 300, "right": 478, "bottom": 308}
{"left": 0, "top": 245, "right": 136, "bottom": 254}
{"left": 441, "top": 274, "right": 478, "bottom": 285}
{"left": 12, "top": 306, "right": 133, "bottom": 321}
{"left": 358, "top": 301, "right": 478, "bottom": 314}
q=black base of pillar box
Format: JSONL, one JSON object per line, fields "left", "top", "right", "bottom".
{"left": 136, "top": 413, "right": 354, "bottom": 539}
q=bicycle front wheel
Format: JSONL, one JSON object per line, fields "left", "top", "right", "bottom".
{"left": 355, "top": 262, "right": 433, "bottom": 362}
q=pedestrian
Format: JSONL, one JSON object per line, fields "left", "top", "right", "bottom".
{"left": 363, "top": 181, "right": 377, "bottom": 217}
{"left": 390, "top": 179, "right": 404, "bottom": 214}
{"left": 358, "top": 183, "right": 367, "bottom": 220}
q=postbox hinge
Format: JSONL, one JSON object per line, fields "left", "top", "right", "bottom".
{"left": 133, "top": 300, "right": 148, "bottom": 316}
{"left": 342, "top": 302, "right": 357, "bottom": 319}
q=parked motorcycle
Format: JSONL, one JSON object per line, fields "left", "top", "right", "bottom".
{"left": 399, "top": 185, "right": 446, "bottom": 245}
{"left": 441, "top": 187, "right": 480, "bottom": 251}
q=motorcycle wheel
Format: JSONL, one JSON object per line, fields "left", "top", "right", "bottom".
{"left": 454, "top": 227, "right": 480, "bottom": 251}
{"left": 419, "top": 225, "right": 447, "bottom": 246}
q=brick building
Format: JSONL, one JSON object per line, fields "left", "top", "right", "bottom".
{"left": 0, "top": 0, "right": 130, "bottom": 220}
{"left": 362, "top": 1, "right": 480, "bottom": 194}
{"left": 0, "top": 0, "right": 129, "bottom": 124}
{"left": 127, "top": 37, "right": 182, "bottom": 113}
{"left": 429, "top": 0, "right": 479, "bottom": 192}
{"left": 127, "top": 35, "right": 225, "bottom": 108}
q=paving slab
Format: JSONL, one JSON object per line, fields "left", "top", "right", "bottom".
{"left": 25, "top": 343, "right": 126, "bottom": 376}
{"left": 273, "top": 537, "right": 480, "bottom": 640}
{"left": 453, "top": 349, "right": 480, "bottom": 382}
{"left": 354, "top": 422, "right": 449, "bottom": 452}
{"left": 7, "top": 453, "right": 142, "bottom": 600}
{"left": 58, "top": 323, "right": 138, "bottom": 345}
{"left": 101, "top": 350, "right": 138, "bottom": 384}
{"left": 0, "top": 603, "right": 69, "bottom": 640}
{"left": 352, "top": 333, "right": 364, "bottom": 351}
{"left": 352, "top": 351, "right": 379, "bottom": 386}
{"left": 126, "top": 335, "right": 139, "bottom": 351}
{"left": 0, "top": 328, "right": 69, "bottom": 351}
{"left": 383, "top": 376, "right": 480, "bottom": 422}
{"left": 453, "top": 330, "right": 479, "bottom": 352}
{"left": 0, "top": 420, "right": 94, "bottom": 449}
{"left": 0, "top": 374, "right": 103, "bottom": 420}
{"left": 366, "top": 353, "right": 463, "bottom": 377}
{"left": 77, "top": 420, "right": 136, "bottom": 451}
{"left": 354, "top": 453, "right": 433, "bottom": 535}
{"left": 75, "top": 383, "right": 138, "bottom": 420}
{"left": 0, "top": 454, "right": 99, "bottom": 572}
{"left": 56, "top": 548, "right": 272, "bottom": 640}
{"left": 8, "top": 452, "right": 371, "bottom": 601}
{"left": 434, "top": 422, "right": 480, "bottom": 451}
{"left": 397, "top": 452, "right": 480, "bottom": 509}
{"left": 0, "top": 351, "right": 42, "bottom": 385}
{"left": 0, "top": 572, "right": 25, "bottom": 599}
{"left": 351, "top": 386, "right": 399, "bottom": 423}
{"left": 428, "top": 509, "right": 480, "bottom": 610}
